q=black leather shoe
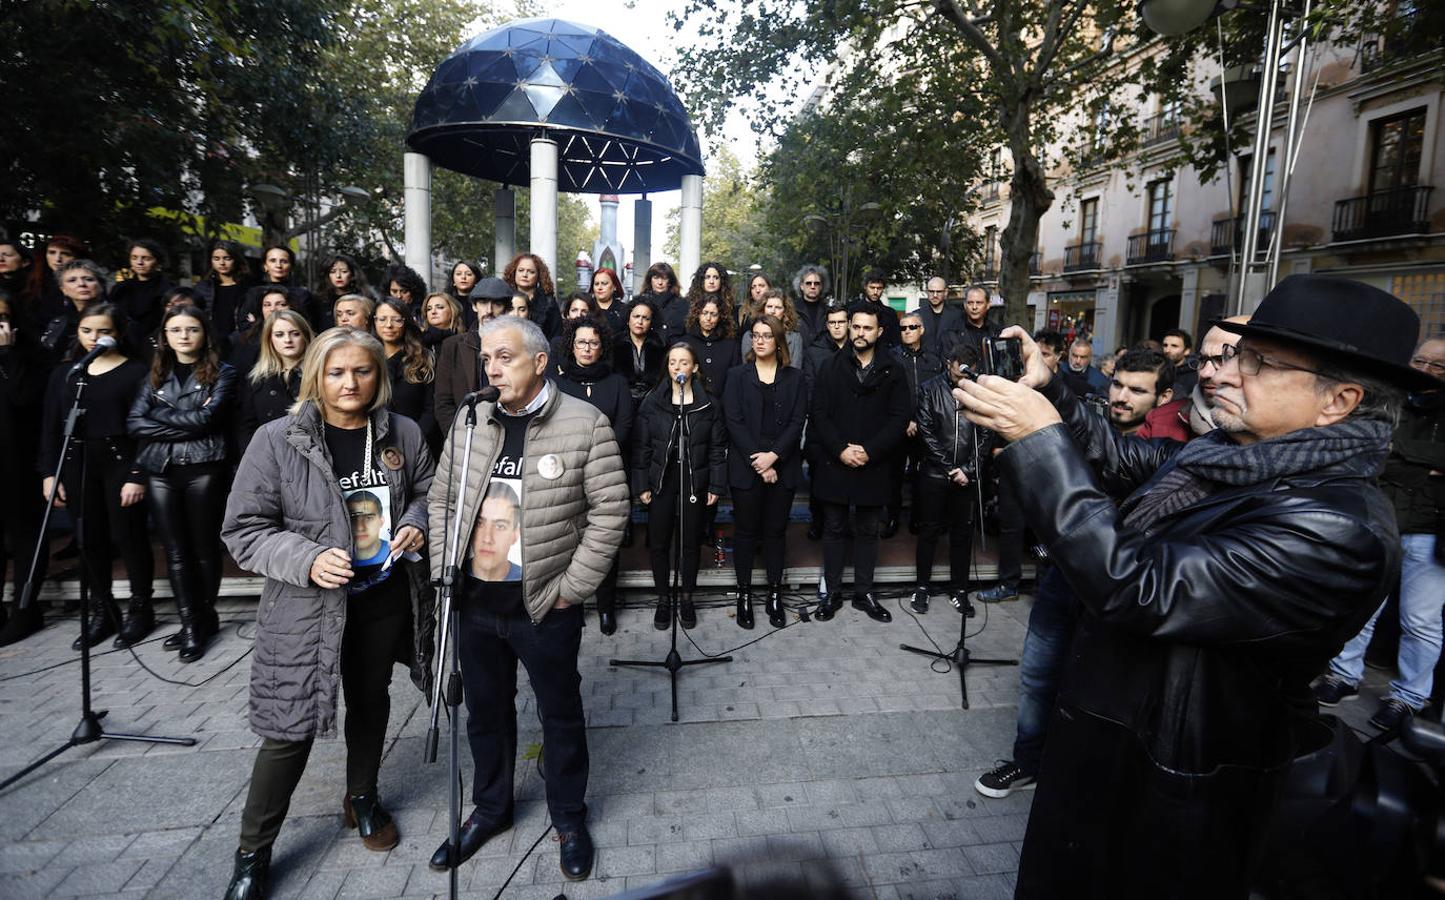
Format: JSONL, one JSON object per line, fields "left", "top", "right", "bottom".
{"left": 735, "top": 589, "right": 754, "bottom": 630}
{"left": 223, "top": 846, "right": 271, "bottom": 900}
{"left": 653, "top": 596, "right": 670, "bottom": 630}
{"left": 162, "top": 630, "right": 183, "bottom": 650}
{"left": 429, "top": 808, "right": 513, "bottom": 871}
{"left": 880, "top": 518, "right": 900, "bottom": 539}
{"left": 851, "top": 592, "right": 892, "bottom": 623}
{"left": 598, "top": 609, "right": 617, "bottom": 635}
{"left": 679, "top": 596, "right": 697, "bottom": 630}
{"left": 71, "top": 598, "right": 120, "bottom": 651}
{"left": 343, "top": 793, "right": 399, "bottom": 851}
{"left": 557, "top": 826, "right": 595, "bottom": 881}
{"left": 909, "top": 587, "right": 930, "bottom": 614}
{"left": 814, "top": 594, "right": 835, "bottom": 621}
{"left": 113, "top": 596, "right": 155, "bottom": 648}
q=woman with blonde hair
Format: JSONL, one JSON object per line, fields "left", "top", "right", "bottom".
{"left": 221, "top": 327, "right": 434, "bottom": 897}
{"left": 333, "top": 293, "right": 375, "bottom": 331}
{"left": 420, "top": 291, "right": 464, "bottom": 351}
{"left": 236, "top": 310, "right": 313, "bottom": 451}
{"left": 757, "top": 288, "right": 803, "bottom": 369}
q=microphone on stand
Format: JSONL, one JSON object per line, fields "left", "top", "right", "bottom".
{"left": 461, "top": 385, "right": 500, "bottom": 425}
{"left": 68, "top": 335, "right": 117, "bottom": 375}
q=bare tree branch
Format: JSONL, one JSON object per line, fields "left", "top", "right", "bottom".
{"left": 1036, "top": 1, "right": 1093, "bottom": 80}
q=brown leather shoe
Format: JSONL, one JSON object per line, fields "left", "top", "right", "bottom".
{"left": 343, "top": 794, "right": 400, "bottom": 851}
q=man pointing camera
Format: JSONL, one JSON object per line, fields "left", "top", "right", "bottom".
{"left": 952, "top": 275, "right": 1435, "bottom": 897}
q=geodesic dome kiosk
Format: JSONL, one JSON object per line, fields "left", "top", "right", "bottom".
{"left": 403, "top": 18, "right": 706, "bottom": 289}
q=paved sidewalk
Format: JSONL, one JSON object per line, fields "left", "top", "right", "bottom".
{"left": 1, "top": 588, "right": 1033, "bottom": 899}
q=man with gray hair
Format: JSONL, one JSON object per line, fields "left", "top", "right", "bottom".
{"left": 426, "top": 315, "right": 628, "bottom": 882}
{"left": 793, "top": 264, "right": 831, "bottom": 346}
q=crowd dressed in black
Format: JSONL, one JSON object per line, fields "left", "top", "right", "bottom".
{"left": 0, "top": 236, "right": 1020, "bottom": 655}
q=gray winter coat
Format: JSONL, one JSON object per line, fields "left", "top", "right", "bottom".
{"left": 427, "top": 381, "right": 628, "bottom": 623}
{"left": 222, "top": 403, "right": 435, "bottom": 742}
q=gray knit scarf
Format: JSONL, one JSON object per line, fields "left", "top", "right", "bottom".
{"left": 1120, "top": 418, "right": 1393, "bottom": 532}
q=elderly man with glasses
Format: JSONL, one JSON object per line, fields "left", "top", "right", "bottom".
{"left": 954, "top": 275, "right": 1435, "bottom": 896}
{"left": 792, "top": 264, "right": 831, "bottom": 346}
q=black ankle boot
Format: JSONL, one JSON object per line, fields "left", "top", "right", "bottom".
{"left": 680, "top": 594, "right": 697, "bottom": 629}
{"left": 736, "top": 587, "right": 754, "bottom": 630}
{"left": 0, "top": 603, "right": 44, "bottom": 647}
{"left": 72, "top": 596, "right": 121, "bottom": 650}
{"left": 598, "top": 607, "right": 617, "bottom": 635}
{"left": 113, "top": 595, "right": 155, "bottom": 648}
{"left": 766, "top": 585, "right": 786, "bottom": 628}
{"left": 162, "top": 630, "right": 183, "bottom": 651}
{"left": 653, "top": 595, "right": 670, "bottom": 630}
{"left": 224, "top": 846, "right": 271, "bottom": 900}
{"left": 174, "top": 592, "right": 207, "bottom": 663}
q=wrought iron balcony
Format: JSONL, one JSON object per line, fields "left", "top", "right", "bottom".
{"left": 1142, "top": 111, "right": 1181, "bottom": 148}
{"left": 1126, "top": 228, "right": 1176, "bottom": 265}
{"left": 1360, "top": 14, "right": 1442, "bottom": 74}
{"left": 1209, "top": 211, "right": 1277, "bottom": 256}
{"left": 1332, "top": 186, "right": 1434, "bottom": 242}
{"left": 1063, "top": 241, "right": 1102, "bottom": 272}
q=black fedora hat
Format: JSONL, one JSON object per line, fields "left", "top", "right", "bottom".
{"left": 1215, "top": 274, "right": 1437, "bottom": 392}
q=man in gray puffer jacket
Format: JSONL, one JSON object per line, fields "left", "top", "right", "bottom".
{"left": 426, "top": 316, "right": 628, "bottom": 882}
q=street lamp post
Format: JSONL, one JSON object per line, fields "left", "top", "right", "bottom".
{"left": 804, "top": 193, "right": 881, "bottom": 301}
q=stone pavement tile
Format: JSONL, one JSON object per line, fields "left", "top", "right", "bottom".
{"left": 919, "top": 819, "right": 985, "bottom": 849}
{"left": 594, "top": 843, "right": 657, "bottom": 880}
{"left": 765, "top": 831, "right": 826, "bottom": 862}
{"left": 818, "top": 826, "right": 881, "bottom": 858}
{"left": 0, "top": 838, "right": 67, "bottom": 874}
{"left": 282, "top": 867, "right": 346, "bottom": 900}
{"left": 887, "top": 796, "right": 944, "bottom": 824}
{"left": 754, "top": 781, "right": 806, "bottom": 808}
{"left": 0, "top": 864, "right": 71, "bottom": 900}
{"left": 700, "top": 784, "right": 759, "bottom": 813}
{"left": 735, "top": 807, "right": 791, "bottom": 837}
{"left": 654, "top": 838, "right": 713, "bottom": 874}
{"left": 680, "top": 812, "right": 738, "bottom": 841}
{"left": 852, "top": 775, "right": 902, "bottom": 800}
{"left": 49, "top": 858, "right": 144, "bottom": 897}
{"left": 733, "top": 858, "right": 804, "bottom": 890}
{"left": 861, "top": 850, "right": 927, "bottom": 885}
{"left": 804, "top": 778, "right": 858, "bottom": 806}
{"left": 118, "top": 826, "right": 202, "bottom": 859}
{"left": 319, "top": 839, "right": 389, "bottom": 870}
{"left": 786, "top": 802, "right": 893, "bottom": 831}
{"left": 0, "top": 757, "right": 114, "bottom": 842}
{"left": 121, "top": 855, "right": 179, "bottom": 891}
{"left": 50, "top": 834, "right": 137, "bottom": 867}
{"left": 628, "top": 815, "right": 686, "bottom": 845}
{"left": 871, "top": 823, "right": 931, "bottom": 853}
{"left": 968, "top": 813, "right": 1029, "bottom": 844}
{"left": 882, "top": 873, "right": 1016, "bottom": 900}
{"left": 961, "top": 842, "right": 1020, "bottom": 876}
{"left": 710, "top": 834, "right": 768, "bottom": 866}
{"left": 337, "top": 864, "right": 411, "bottom": 898}
{"left": 908, "top": 846, "right": 975, "bottom": 878}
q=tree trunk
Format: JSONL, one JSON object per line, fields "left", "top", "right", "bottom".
{"left": 998, "top": 99, "right": 1053, "bottom": 330}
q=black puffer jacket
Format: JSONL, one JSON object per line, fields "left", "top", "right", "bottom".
{"left": 1005, "top": 373, "right": 1400, "bottom": 898}
{"left": 631, "top": 387, "right": 727, "bottom": 500}
{"left": 914, "top": 373, "right": 989, "bottom": 481}
{"left": 127, "top": 363, "right": 238, "bottom": 473}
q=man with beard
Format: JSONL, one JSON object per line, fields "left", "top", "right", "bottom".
{"left": 809, "top": 304, "right": 910, "bottom": 623}
{"left": 954, "top": 275, "right": 1429, "bottom": 896}
{"left": 858, "top": 269, "right": 901, "bottom": 349}
{"left": 916, "top": 276, "right": 964, "bottom": 355}
{"left": 1107, "top": 349, "right": 1175, "bottom": 436}
{"left": 1063, "top": 338, "right": 1110, "bottom": 398}
{"left": 1162, "top": 327, "right": 1197, "bottom": 397}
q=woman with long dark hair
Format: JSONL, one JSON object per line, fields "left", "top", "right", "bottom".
{"left": 39, "top": 303, "right": 153, "bottom": 649}
{"left": 382, "top": 264, "right": 427, "bottom": 320}
{"left": 221, "top": 328, "right": 434, "bottom": 896}
{"left": 724, "top": 315, "right": 806, "bottom": 629}
{"left": 590, "top": 267, "right": 627, "bottom": 338}
{"left": 236, "top": 310, "right": 313, "bottom": 451}
{"left": 640, "top": 261, "right": 686, "bottom": 342}
{"left": 0, "top": 241, "right": 39, "bottom": 330}
{"left": 549, "top": 291, "right": 599, "bottom": 368}
{"left": 740, "top": 272, "right": 772, "bottom": 329}
{"left": 317, "top": 254, "right": 370, "bottom": 330}
{"left": 372, "top": 297, "right": 436, "bottom": 449}
{"left": 227, "top": 286, "right": 293, "bottom": 372}
{"left": 632, "top": 341, "right": 726, "bottom": 630}
{"left": 446, "top": 260, "right": 482, "bottom": 311}
{"left": 127, "top": 306, "right": 237, "bottom": 661}
{"left": 681, "top": 291, "right": 739, "bottom": 399}
{"left": 246, "top": 244, "right": 315, "bottom": 328}
{"left": 110, "top": 239, "right": 175, "bottom": 351}
{"left": 193, "top": 239, "right": 252, "bottom": 337}
{"left": 503, "top": 252, "right": 562, "bottom": 339}
{"left": 554, "top": 316, "right": 634, "bottom": 634}
{"left": 615, "top": 297, "right": 664, "bottom": 404}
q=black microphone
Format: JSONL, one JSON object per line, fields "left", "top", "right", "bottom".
{"left": 673, "top": 373, "right": 687, "bottom": 385}
{"left": 462, "top": 385, "right": 500, "bottom": 407}
{"left": 68, "top": 335, "right": 117, "bottom": 375}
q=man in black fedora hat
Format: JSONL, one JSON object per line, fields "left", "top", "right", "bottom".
{"left": 952, "top": 274, "right": 1435, "bottom": 897}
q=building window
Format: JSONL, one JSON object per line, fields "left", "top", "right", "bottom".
{"left": 1147, "top": 179, "right": 1173, "bottom": 233}
{"left": 1370, "top": 108, "right": 1426, "bottom": 195}
{"left": 1080, "top": 198, "right": 1099, "bottom": 245}
{"left": 983, "top": 225, "right": 998, "bottom": 274}
{"left": 1239, "top": 151, "right": 1277, "bottom": 211}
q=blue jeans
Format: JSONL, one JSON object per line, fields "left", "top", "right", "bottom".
{"left": 1328, "top": 533, "right": 1445, "bottom": 710}
{"left": 458, "top": 600, "right": 589, "bottom": 830}
{"left": 1012, "top": 567, "right": 1080, "bottom": 774}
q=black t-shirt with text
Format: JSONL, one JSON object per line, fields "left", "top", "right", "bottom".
{"left": 463, "top": 410, "right": 535, "bottom": 615}
{"left": 325, "top": 422, "right": 407, "bottom": 618}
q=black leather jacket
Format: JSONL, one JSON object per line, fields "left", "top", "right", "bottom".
{"left": 127, "top": 363, "right": 238, "bottom": 473}
{"left": 914, "top": 374, "right": 990, "bottom": 481}
{"left": 1004, "top": 373, "right": 1399, "bottom": 896}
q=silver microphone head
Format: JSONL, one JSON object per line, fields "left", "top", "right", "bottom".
{"left": 95, "top": 335, "right": 118, "bottom": 350}
{"left": 674, "top": 373, "right": 687, "bottom": 385}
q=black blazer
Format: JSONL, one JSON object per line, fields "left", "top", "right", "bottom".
{"left": 722, "top": 363, "right": 806, "bottom": 490}
{"left": 385, "top": 350, "right": 437, "bottom": 451}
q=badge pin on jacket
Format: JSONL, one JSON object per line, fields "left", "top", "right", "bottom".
{"left": 538, "top": 453, "right": 564, "bottom": 480}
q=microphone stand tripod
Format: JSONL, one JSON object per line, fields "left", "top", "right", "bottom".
{"left": 611, "top": 384, "right": 730, "bottom": 722}
{"left": 424, "top": 396, "right": 488, "bottom": 900}
{"left": 897, "top": 407, "right": 1015, "bottom": 709}
{"left": 1, "top": 363, "right": 194, "bottom": 793}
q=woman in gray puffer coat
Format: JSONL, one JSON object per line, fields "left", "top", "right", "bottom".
{"left": 219, "top": 327, "right": 434, "bottom": 900}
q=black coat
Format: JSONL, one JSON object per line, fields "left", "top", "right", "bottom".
{"left": 385, "top": 350, "right": 437, "bottom": 449}
{"left": 525, "top": 290, "right": 562, "bottom": 340}
{"left": 682, "top": 330, "right": 740, "bottom": 398}
{"left": 554, "top": 364, "right": 635, "bottom": 449}
{"left": 593, "top": 298, "right": 628, "bottom": 341}
{"left": 915, "top": 302, "right": 965, "bottom": 355}
{"left": 802, "top": 331, "right": 845, "bottom": 400}
{"left": 245, "top": 283, "right": 316, "bottom": 329}
{"left": 795, "top": 298, "right": 828, "bottom": 347}
{"left": 914, "top": 374, "right": 990, "bottom": 481}
{"left": 631, "top": 388, "right": 727, "bottom": 500}
{"left": 1006, "top": 374, "right": 1400, "bottom": 897}
{"left": 127, "top": 363, "right": 239, "bottom": 473}
{"left": 0, "top": 335, "right": 47, "bottom": 487}
{"left": 645, "top": 291, "right": 688, "bottom": 344}
{"left": 193, "top": 279, "right": 250, "bottom": 338}
{"left": 613, "top": 331, "right": 665, "bottom": 402}
{"left": 807, "top": 349, "right": 910, "bottom": 505}
{"left": 110, "top": 276, "right": 175, "bottom": 356}
{"left": 236, "top": 368, "right": 301, "bottom": 453}
{"left": 722, "top": 363, "right": 806, "bottom": 490}
{"left": 434, "top": 329, "right": 486, "bottom": 434}
{"left": 890, "top": 344, "right": 942, "bottom": 415}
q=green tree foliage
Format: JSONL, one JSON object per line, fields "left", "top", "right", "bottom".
{"left": 662, "top": 145, "right": 785, "bottom": 278}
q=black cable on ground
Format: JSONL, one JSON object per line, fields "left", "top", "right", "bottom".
{"left": 492, "top": 823, "right": 553, "bottom": 900}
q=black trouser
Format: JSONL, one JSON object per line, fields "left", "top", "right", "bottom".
{"left": 647, "top": 481, "right": 706, "bottom": 594}
{"left": 238, "top": 606, "right": 405, "bottom": 850}
{"left": 0, "top": 474, "right": 47, "bottom": 613}
{"left": 64, "top": 442, "right": 153, "bottom": 603}
{"left": 147, "top": 463, "right": 227, "bottom": 616}
{"left": 994, "top": 468, "right": 1024, "bottom": 587}
{"left": 822, "top": 502, "right": 882, "bottom": 596}
{"left": 458, "top": 601, "right": 588, "bottom": 831}
{"left": 595, "top": 554, "right": 621, "bottom": 615}
{"left": 914, "top": 477, "right": 977, "bottom": 592}
{"left": 731, "top": 480, "right": 794, "bottom": 587}
{"left": 886, "top": 436, "right": 921, "bottom": 524}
